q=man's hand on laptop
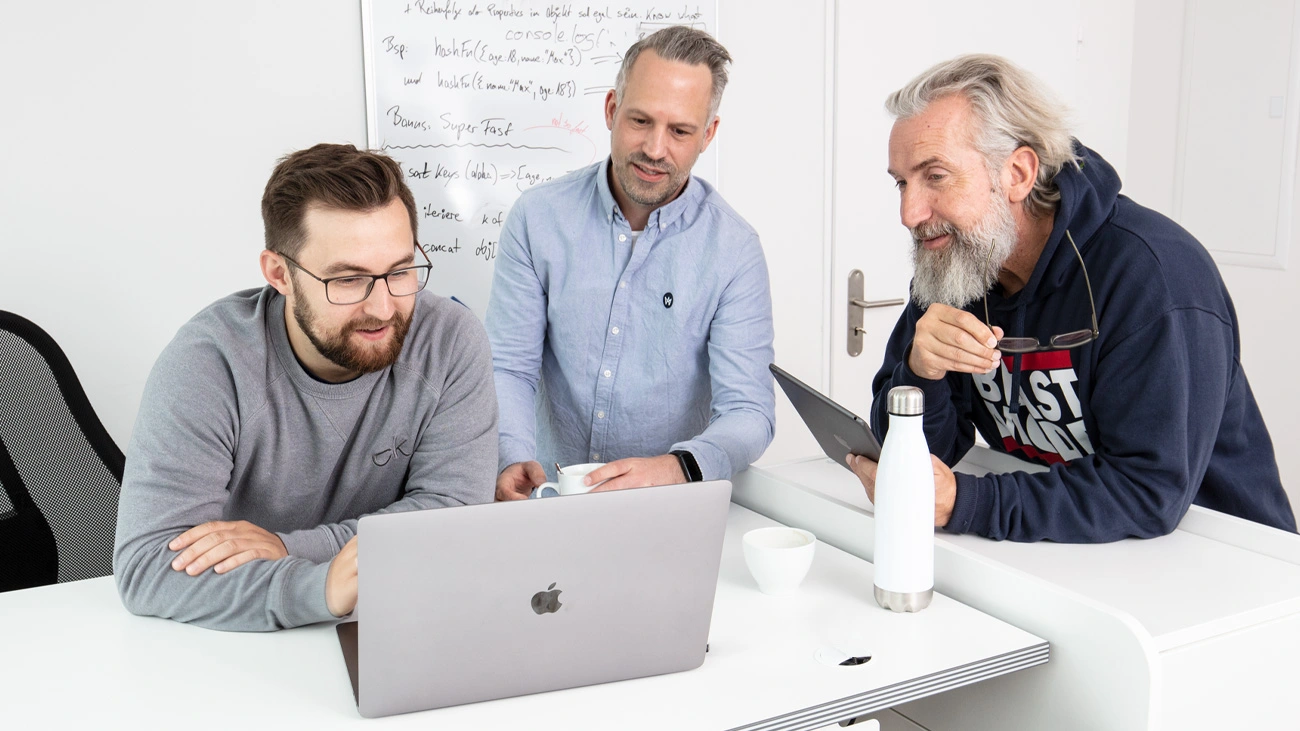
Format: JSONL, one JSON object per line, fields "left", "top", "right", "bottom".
{"left": 168, "top": 520, "right": 288, "bottom": 576}
{"left": 587, "top": 455, "right": 686, "bottom": 492}
{"left": 326, "top": 536, "right": 358, "bottom": 617}
{"left": 496, "top": 460, "right": 547, "bottom": 501}
{"left": 845, "top": 452, "right": 957, "bottom": 527}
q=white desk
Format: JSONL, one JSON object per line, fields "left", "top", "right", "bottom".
{"left": 738, "top": 451, "right": 1300, "bottom": 730}
{"left": 0, "top": 504, "right": 1045, "bottom": 729}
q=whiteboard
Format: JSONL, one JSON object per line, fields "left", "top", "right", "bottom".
{"left": 363, "top": 1, "right": 718, "bottom": 318}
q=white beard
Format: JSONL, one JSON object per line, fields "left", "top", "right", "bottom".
{"left": 909, "top": 193, "right": 1019, "bottom": 309}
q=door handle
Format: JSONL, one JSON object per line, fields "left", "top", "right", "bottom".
{"left": 847, "top": 269, "right": 906, "bottom": 357}
{"left": 850, "top": 298, "right": 907, "bottom": 310}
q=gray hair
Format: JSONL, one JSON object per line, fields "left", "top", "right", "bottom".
{"left": 885, "top": 54, "right": 1079, "bottom": 218}
{"left": 615, "top": 26, "right": 731, "bottom": 121}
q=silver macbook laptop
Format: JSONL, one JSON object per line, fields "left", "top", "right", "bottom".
{"left": 337, "top": 480, "right": 733, "bottom": 718}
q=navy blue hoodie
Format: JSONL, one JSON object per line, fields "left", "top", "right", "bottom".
{"left": 871, "top": 143, "right": 1296, "bottom": 542}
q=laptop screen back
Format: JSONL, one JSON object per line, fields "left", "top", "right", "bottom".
{"left": 351, "top": 480, "right": 732, "bottom": 717}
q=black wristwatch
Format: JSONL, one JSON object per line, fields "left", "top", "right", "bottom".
{"left": 670, "top": 450, "right": 703, "bottom": 482}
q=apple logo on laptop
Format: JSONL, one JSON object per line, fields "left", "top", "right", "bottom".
{"left": 834, "top": 434, "right": 850, "bottom": 451}
{"left": 531, "top": 583, "right": 563, "bottom": 614}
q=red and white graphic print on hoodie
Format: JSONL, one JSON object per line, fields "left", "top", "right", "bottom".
{"left": 971, "top": 351, "right": 1094, "bottom": 466}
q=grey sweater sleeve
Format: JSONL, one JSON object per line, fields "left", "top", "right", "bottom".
{"left": 113, "top": 332, "right": 335, "bottom": 632}
{"left": 273, "top": 308, "right": 499, "bottom": 561}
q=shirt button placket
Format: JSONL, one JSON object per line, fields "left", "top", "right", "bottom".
{"left": 593, "top": 210, "right": 633, "bottom": 461}
{"left": 594, "top": 324, "right": 620, "bottom": 444}
{"left": 595, "top": 213, "right": 638, "bottom": 465}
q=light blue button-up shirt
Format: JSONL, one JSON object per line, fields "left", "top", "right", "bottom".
{"left": 485, "top": 159, "right": 775, "bottom": 481}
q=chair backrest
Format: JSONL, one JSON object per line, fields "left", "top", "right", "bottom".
{"left": 0, "top": 311, "right": 124, "bottom": 591}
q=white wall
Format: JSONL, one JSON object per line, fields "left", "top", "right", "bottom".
{"left": 1, "top": 1, "right": 367, "bottom": 445}
{"left": 717, "top": 3, "right": 827, "bottom": 465}
{"left": 1128, "top": 0, "right": 1300, "bottom": 516}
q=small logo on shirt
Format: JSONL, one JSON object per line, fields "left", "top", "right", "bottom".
{"left": 372, "top": 436, "right": 413, "bottom": 467}
{"left": 663, "top": 292, "right": 674, "bottom": 308}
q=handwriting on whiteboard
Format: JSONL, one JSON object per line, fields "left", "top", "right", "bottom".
{"left": 367, "top": 0, "right": 712, "bottom": 317}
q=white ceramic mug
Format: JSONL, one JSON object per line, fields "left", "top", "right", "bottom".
{"left": 742, "top": 526, "right": 816, "bottom": 595}
{"left": 535, "top": 462, "right": 607, "bottom": 497}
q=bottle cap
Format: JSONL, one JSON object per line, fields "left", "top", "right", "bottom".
{"left": 887, "top": 386, "right": 924, "bottom": 416}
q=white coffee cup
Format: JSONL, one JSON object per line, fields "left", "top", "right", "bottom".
{"left": 536, "top": 462, "right": 607, "bottom": 497}
{"left": 742, "top": 526, "right": 816, "bottom": 595}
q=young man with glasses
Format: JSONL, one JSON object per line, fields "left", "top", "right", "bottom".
{"left": 114, "top": 144, "right": 497, "bottom": 630}
{"left": 854, "top": 55, "right": 1295, "bottom": 542}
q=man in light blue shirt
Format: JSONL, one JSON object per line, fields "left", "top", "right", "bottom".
{"left": 486, "top": 26, "right": 775, "bottom": 499}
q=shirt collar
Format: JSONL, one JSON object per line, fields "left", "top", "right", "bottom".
{"left": 596, "top": 156, "right": 702, "bottom": 232}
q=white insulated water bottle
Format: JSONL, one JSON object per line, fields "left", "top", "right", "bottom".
{"left": 872, "top": 386, "right": 934, "bottom": 612}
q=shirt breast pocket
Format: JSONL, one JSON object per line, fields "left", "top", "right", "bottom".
{"left": 644, "top": 281, "right": 711, "bottom": 363}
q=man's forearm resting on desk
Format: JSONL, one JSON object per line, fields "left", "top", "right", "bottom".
{"left": 164, "top": 520, "right": 359, "bottom": 617}
{"left": 168, "top": 520, "right": 288, "bottom": 576}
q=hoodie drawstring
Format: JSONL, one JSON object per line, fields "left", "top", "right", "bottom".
{"left": 1007, "top": 307, "right": 1027, "bottom": 415}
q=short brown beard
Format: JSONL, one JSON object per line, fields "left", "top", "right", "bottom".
{"left": 292, "top": 290, "right": 412, "bottom": 375}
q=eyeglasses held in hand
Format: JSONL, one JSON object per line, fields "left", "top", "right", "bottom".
{"left": 281, "top": 246, "right": 433, "bottom": 305}
{"left": 983, "top": 230, "right": 1099, "bottom": 355}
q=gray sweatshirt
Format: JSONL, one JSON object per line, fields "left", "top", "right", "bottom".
{"left": 113, "top": 287, "right": 497, "bottom": 631}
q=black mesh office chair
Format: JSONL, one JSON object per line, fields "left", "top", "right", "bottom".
{"left": 0, "top": 310, "right": 124, "bottom": 592}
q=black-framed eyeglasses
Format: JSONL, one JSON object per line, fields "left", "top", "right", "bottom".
{"left": 983, "top": 229, "right": 1099, "bottom": 354}
{"left": 281, "top": 246, "right": 432, "bottom": 305}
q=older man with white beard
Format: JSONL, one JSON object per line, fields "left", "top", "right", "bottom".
{"left": 849, "top": 54, "right": 1295, "bottom": 542}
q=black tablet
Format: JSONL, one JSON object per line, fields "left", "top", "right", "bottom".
{"left": 770, "top": 363, "right": 882, "bottom": 468}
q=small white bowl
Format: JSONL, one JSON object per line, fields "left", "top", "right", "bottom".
{"left": 742, "top": 526, "right": 816, "bottom": 595}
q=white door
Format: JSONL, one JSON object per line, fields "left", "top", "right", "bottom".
{"left": 828, "top": 0, "right": 1110, "bottom": 417}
